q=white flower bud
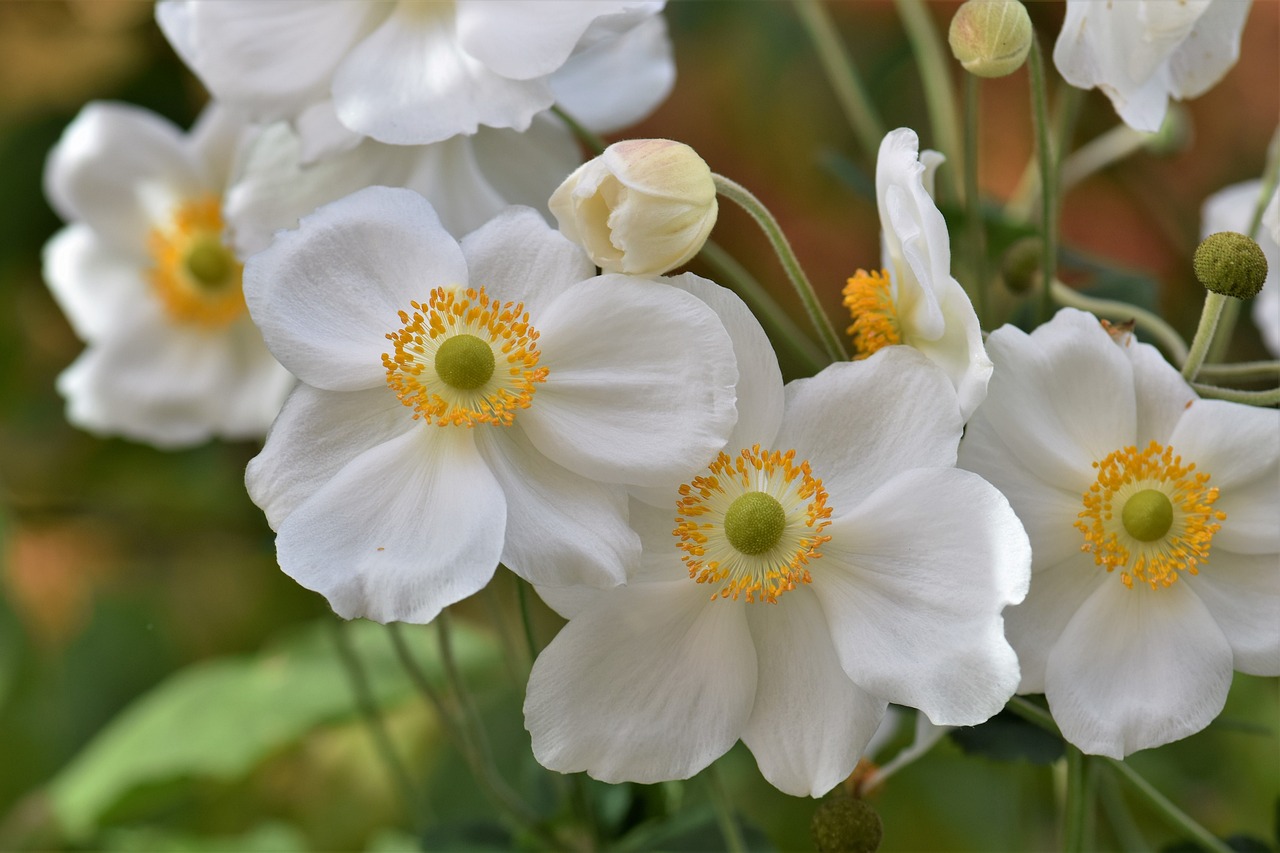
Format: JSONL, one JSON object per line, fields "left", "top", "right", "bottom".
{"left": 948, "top": 0, "right": 1033, "bottom": 79}
{"left": 549, "top": 139, "right": 718, "bottom": 275}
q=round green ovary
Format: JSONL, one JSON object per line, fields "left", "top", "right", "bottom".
{"left": 435, "top": 334, "right": 496, "bottom": 390}
{"left": 724, "top": 491, "right": 786, "bottom": 555}
{"left": 184, "top": 238, "right": 236, "bottom": 289}
{"left": 1121, "top": 489, "right": 1174, "bottom": 542}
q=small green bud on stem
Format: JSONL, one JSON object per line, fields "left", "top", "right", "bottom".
{"left": 948, "top": 0, "right": 1033, "bottom": 78}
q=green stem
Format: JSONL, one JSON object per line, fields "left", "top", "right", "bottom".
{"left": 712, "top": 174, "right": 847, "bottom": 363}
{"left": 1050, "top": 280, "right": 1189, "bottom": 365}
{"left": 1063, "top": 746, "right": 1089, "bottom": 853}
{"left": 329, "top": 621, "right": 424, "bottom": 827}
{"left": 1195, "top": 360, "right": 1280, "bottom": 382}
{"left": 895, "top": 0, "right": 963, "bottom": 202}
{"left": 706, "top": 765, "right": 747, "bottom": 853}
{"left": 516, "top": 577, "right": 540, "bottom": 664}
{"left": 386, "top": 623, "right": 471, "bottom": 753}
{"left": 1006, "top": 695, "right": 1059, "bottom": 734}
{"left": 963, "top": 71, "right": 988, "bottom": 325}
{"left": 793, "top": 0, "right": 886, "bottom": 164}
{"left": 1190, "top": 383, "right": 1280, "bottom": 406}
{"left": 1181, "top": 292, "right": 1229, "bottom": 382}
{"left": 699, "top": 239, "right": 827, "bottom": 372}
{"left": 551, "top": 105, "right": 607, "bottom": 155}
{"left": 1008, "top": 85, "right": 1083, "bottom": 221}
{"left": 1028, "top": 37, "right": 1058, "bottom": 325}
{"left": 1105, "top": 760, "right": 1234, "bottom": 853}
{"left": 1097, "top": 767, "right": 1152, "bottom": 853}
{"left": 1059, "top": 124, "right": 1151, "bottom": 194}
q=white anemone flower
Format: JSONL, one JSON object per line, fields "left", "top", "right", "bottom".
{"left": 526, "top": 345, "right": 1030, "bottom": 797}
{"left": 842, "top": 128, "right": 992, "bottom": 422}
{"left": 959, "top": 308, "right": 1280, "bottom": 758}
{"left": 243, "top": 187, "right": 739, "bottom": 624}
{"left": 155, "top": 0, "right": 673, "bottom": 149}
{"left": 1200, "top": 179, "right": 1280, "bottom": 358}
{"left": 42, "top": 101, "right": 293, "bottom": 447}
{"left": 1054, "top": 0, "right": 1251, "bottom": 133}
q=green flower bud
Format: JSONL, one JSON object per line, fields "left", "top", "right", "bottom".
{"left": 1193, "top": 231, "right": 1269, "bottom": 299}
{"left": 1000, "top": 236, "right": 1043, "bottom": 295}
{"left": 811, "top": 793, "right": 883, "bottom": 853}
{"left": 948, "top": 0, "right": 1033, "bottom": 78}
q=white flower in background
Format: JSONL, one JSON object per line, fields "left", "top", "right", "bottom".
{"left": 959, "top": 308, "right": 1280, "bottom": 758}
{"left": 1200, "top": 179, "right": 1280, "bottom": 357}
{"left": 1054, "top": 0, "right": 1251, "bottom": 133}
{"left": 155, "top": 0, "right": 673, "bottom": 149}
{"left": 550, "top": 139, "right": 717, "bottom": 275}
{"left": 526, "top": 345, "right": 1029, "bottom": 797}
{"left": 226, "top": 109, "right": 580, "bottom": 256}
{"left": 42, "top": 101, "right": 293, "bottom": 447}
{"left": 244, "top": 188, "right": 739, "bottom": 624}
{"left": 842, "top": 128, "right": 992, "bottom": 421}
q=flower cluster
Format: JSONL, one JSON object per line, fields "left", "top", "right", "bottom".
{"left": 37, "top": 0, "right": 1276, "bottom": 840}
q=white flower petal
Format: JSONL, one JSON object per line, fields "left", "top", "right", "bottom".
{"left": 1123, "top": 335, "right": 1196, "bottom": 444}
{"left": 332, "top": 3, "right": 554, "bottom": 145}
{"left": 1172, "top": 399, "right": 1280, "bottom": 555}
{"left": 1045, "top": 579, "right": 1233, "bottom": 757}
{"left": 521, "top": 275, "right": 737, "bottom": 487}
{"left": 42, "top": 225, "right": 149, "bottom": 343}
{"left": 474, "top": 426, "right": 636, "bottom": 590}
{"left": 459, "top": 206, "right": 594, "bottom": 318}
{"left": 813, "top": 467, "right": 1029, "bottom": 726}
{"left": 275, "top": 426, "right": 507, "bottom": 624}
{"left": 187, "top": 103, "right": 249, "bottom": 192}
{"left": 44, "top": 101, "right": 202, "bottom": 248}
{"left": 462, "top": 117, "right": 580, "bottom": 224}
{"left": 1189, "top": 552, "right": 1280, "bottom": 676}
{"left": 774, "top": 349, "right": 962, "bottom": 512}
{"left": 742, "top": 587, "right": 887, "bottom": 798}
{"left": 525, "top": 581, "right": 756, "bottom": 783}
{"left": 906, "top": 274, "right": 992, "bottom": 422}
{"left": 969, "top": 310, "right": 1136, "bottom": 488}
{"left": 244, "top": 186, "right": 469, "bottom": 391}
{"left": 246, "top": 384, "right": 413, "bottom": 530}
{"left": 1002, "top": 553, "right": 1108, "bottom": 694}
{"left": 551, "top": 14, "right": 675, "bottom": 133}
{"left": 878, "top": 128, "right": 949, "bottom": 340}
{"left": 1167, "top": 0, "right": 1251, "bottom": 99}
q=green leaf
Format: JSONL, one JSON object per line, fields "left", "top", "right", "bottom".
{"left": 47, "top": 618, "right": 499, "bottom": 840}
{"left": 950, "top": 707, "right": 1065, "bottom": 765}
{"left": 99, "top": 821, "right": 309, "bottom": 852}
{"left": 613, "top": 805, "right": 774, "bottom": 852}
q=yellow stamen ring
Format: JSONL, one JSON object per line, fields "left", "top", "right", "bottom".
{"left": 674, "top": 444, "right": 833, "bottom": 604}
{"left": 1075, "top": 441, "right": 1225, "bottom": 590}
{"left": 842, "top": 268, "right": 902, "bottom": 359}
{"left": 382, "top": 286, "right": 547, "bottom": 428}
{"left": 147, "top": 195, "right": 245, "bottom": 328}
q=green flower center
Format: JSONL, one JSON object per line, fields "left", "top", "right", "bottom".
{"left": 723, "top": 491, "right": 787, "bottom": 555}
{"left": 183, "top": 238, "right": 236, "bottom": 290}
{"left": 434, "top": 334, "right": 495, "bottom": 391}
{"left": 1121, "top": 488, "right": 1174, "bottom": 543}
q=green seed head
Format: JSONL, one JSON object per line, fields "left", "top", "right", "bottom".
{"left": 434, "top": 334, "right": 496, "bottom": 391}
{"left": 723, "top": 491, "right": 786, "bottom": 556}
{"left": 184, "top": 238, "right": 236, "bottom": 289}
{"left": 811, "top": 794, "right": 884, "bottom": 853}
{"left": 948, "top": 0, "right": 1033, "bottom": 78}
{"left": 1122, "top": 489, "right": 1174, "bottom": 543}
{"left": 1193, "top": 231, "right": 1269, "bottom": 299}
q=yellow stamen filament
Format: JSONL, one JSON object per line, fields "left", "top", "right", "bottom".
{"left": 842, "top": 268, "right": 902, "bottom": 359}
{"left": 147, "top": 195, "right": 245, "bottom": 328}
{"left": 1075, "top": 441, "right": 1225, "bottom": 590}
{"left": 382, "top": 286, "right": 547, "bottom": 427}
{"left": 674, "top": 444, "right": 833, "bottom": 604}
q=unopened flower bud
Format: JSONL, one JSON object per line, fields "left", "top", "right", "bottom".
{"left": 1193, "top": 231, "right": 1268, "bottom": 299}
{"left": 811, "top": 793, "right": 883, "bottom": 853}
{"left": 549, "top": 139, "right": 717, "bottom": 275}
{"left": 948, "top": 0, "right": 1033, "bottom": 78}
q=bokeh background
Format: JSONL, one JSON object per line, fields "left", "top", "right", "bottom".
{"left": 0, "top": 2, "right": 1276, "bottom": 851}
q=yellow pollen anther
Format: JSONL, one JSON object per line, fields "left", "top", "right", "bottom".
{"left": 1075, "top": 441, "right": 1225, "bottom": 590}
{"left": 382, "top": 286, "right": 547, "bottom": 428}
{"left": 674, "top": 444, "right": 833, "bottom": 604}
{"left": 147, "top": 195, "right": 245, "bottom": 328}
{"left": 842, "top": 268, "right": 902, "bottom": 359}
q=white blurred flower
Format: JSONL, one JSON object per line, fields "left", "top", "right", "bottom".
{"left": 155, "top": 0, "right": 673, "bottom": 149}
{"left": 843, "top": 128, "right": 992, "bottom": 421}
{"left": 244, "top": 188, "right": 740, "bottom": 624}
{"left": 959, "top": 308, "right": 1280, "bottom": 758}
{"left": 1200, "top": 179, "right": 1280, "bottom": 357}
{"left": 526, "top": 346, "right": 1029, "bottom": 797}
{"left": 42, "top": 101, "right": 293, "bottom": 447}
{"left": 549, "top": 139, "right": 717, "bottom": 275}
{"left": 1054, "top": 0, "right": 1251, "bottom": 133}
